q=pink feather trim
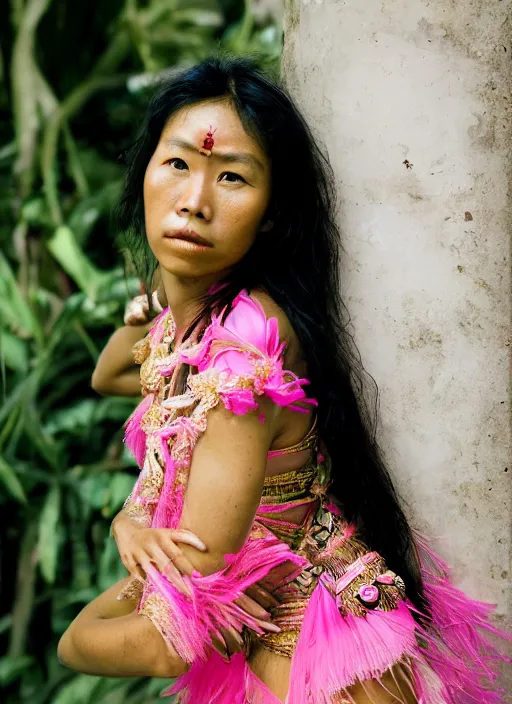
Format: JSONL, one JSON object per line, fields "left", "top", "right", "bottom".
{"left": 165, "top": 651, "right": 248, "bottom": 703}
{"left": 412, "top": 531, "right": 511, "bottom": 703}
{"left": 287, "top": 581, "right": 418, "bottom": 702}
{"left": 123, "top": 393, "right": 153, "bottom": 468}
{"left": 139, "top": 530, "right": 306, "bottom": 664}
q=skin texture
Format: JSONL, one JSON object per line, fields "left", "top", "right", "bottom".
{"left": 62, "top": 99, "right": 417, "bottom": 703}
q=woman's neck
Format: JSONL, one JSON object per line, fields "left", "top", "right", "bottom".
{"left": 160, "top": 269, "right": 221, "bottom": 342}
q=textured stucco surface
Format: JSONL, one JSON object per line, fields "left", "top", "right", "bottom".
{"left": 282, "top": 0, "right": 511, "bottom": 617}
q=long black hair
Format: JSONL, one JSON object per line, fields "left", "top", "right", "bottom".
{"left": 117, "top": 55, "right": 428, "bottom": 618}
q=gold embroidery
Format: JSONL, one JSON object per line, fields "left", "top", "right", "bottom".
{"left": 261, "top": 463, "right": 317, "bottom": 502}
{"left": 139, "top": 591, "right": 194, "bottom": 659}
{"left": 132, "top": 335, "right": 151, "bottom": 365}
{"left": 140, "top": 402, "right": 164, "bottom": 433}
{"left": 138, "top": 436, "right": 165, "bottom": 501}
{"left": 117, "top": 579, "right": 144, "bottom": 601}
{"left": 140, "top": 343, "right": 171, "bottom": 394}
{"left": 123, "top": 500, "right": 152, "bottom": 526}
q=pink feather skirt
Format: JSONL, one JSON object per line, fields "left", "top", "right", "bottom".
{"left": 139, "top": 516, "right": 511, "bottom": 704}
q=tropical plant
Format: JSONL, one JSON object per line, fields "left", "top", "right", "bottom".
{"left": 0, "top": 1, "right": 282, "bottom": 701}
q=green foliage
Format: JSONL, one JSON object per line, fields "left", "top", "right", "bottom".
{"left": 0, "top": 1, "right": 282, "bottom": 702}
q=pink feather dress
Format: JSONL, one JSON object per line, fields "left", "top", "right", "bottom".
{"left": 119, "top": 290, "right": 510, "bottom": 703}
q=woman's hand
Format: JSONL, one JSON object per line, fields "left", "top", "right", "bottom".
{"left": 111, "top": 511, "right": 280, "bottom": 661}
{"left": 112, "top": 511, "right": 206, "bottom": 595}
{"left": 124, "top": 294, "right": 151, "bottom": 326}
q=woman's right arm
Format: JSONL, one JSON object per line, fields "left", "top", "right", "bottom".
{"left": 91, "top": 323, "right": 151, "bottom": 397}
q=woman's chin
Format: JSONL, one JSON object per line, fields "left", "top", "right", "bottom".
{"left": 157, "top": 253, "right": 221, "bottom": 281}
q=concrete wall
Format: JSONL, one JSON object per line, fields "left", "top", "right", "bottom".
{"left": 282, "top": 0, "right": 511, "bottom": 617}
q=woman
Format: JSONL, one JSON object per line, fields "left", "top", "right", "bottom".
{"left": 58, "top": 56, "right": 510, "bottom": 703}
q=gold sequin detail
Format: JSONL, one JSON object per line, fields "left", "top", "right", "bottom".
{"left": 138, "top": 436, "right": 165, "bottom": 502}
{"left": 140, "top": 402, "right": 165, "bottom": 433}
{"left": 140, "top": 343, "right": 171, "bottom": 394}
{"left": 123, "top": 500, "right": 152, "bottom": 526}
{"left": 261, "top": 462, "right": 317, "bottom": 502}
{"left": 132, "top": 336, "right": 151, "bottom": 365}
{"left": 139, "top": 592, "right": 194, "bottom": 660}
{"left": 117, "top": 579, "right": 144, "bottom": 601}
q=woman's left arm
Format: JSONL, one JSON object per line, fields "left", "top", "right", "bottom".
{"left": 179, "top": 397, "right": 278, "bottom": 574}
{"left": 58, "top": 398, "right": 279, "bottom": 678}
{"left": 57, "top": 577, "right": 184, "bottom": 678}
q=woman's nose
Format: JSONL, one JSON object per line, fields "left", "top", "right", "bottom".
{"left": 176, "top": 175, "right": 212, "bottom": 221}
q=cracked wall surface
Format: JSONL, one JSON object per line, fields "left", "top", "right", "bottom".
{"left": 282, "top": 0, "right": 511, "bottom": 617}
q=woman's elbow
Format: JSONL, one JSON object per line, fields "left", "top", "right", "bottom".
{"left": 57, "top": 628, "right": 78, "bottom": 670}
{"left": 152, "top": 652, "right": 189, "bottom": 679}
{"left": 90, "top": 371, "right": 111, "bottom": 396}
{"left": 91, "top": 371, "right": 106, "bottom": 395}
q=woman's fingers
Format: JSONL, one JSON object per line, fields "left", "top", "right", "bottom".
{"left": 210, "top": 632, "right": 229, "bottom": 661}
{"left": 209, "top": 629, "right": 243, "bottom": 662}
{"left": 244, "top": 584, "right": 280, "bottom": 609}
{"left": 144, "top": 545, "right": 191, "bottom": 596}
{"left": 164, "top": 560, "right": 192, "bottom": 596}
{"left": 131, "top": 563, "right": 146, "bottom": 582}
{"left": 235, "top": 593, "right": 271, "bottom": 621}
{"left": 220, "top": 626, "right": 243, "bottom": 655}
{"left": 146, "top": 544, "right": 175, "bottom": 574}
{"left": 234, "top": 594, "right": 281, "bottom": 634}
{"left": 158, "top": 535, "right": 196, "bottom": 577}
{"left": 119, "top": 551, "right": 145, "bottom": 582}
{"left": 167, "top": 529, "right": 206, "bottom": 552}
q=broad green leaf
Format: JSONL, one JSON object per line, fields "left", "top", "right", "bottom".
{"left": 80, "top": 474, "right": 111, "bottom": 511}
{"left": 22, "top": 196, "right": 53, "bottom": 228}
{"left": 109, "top": 472, "right": 135, "bottom": 513}
{"left": 0, "top": 252, "right": 39, "bottom": 339}
{"left": 38, "top": 485, "right": 61, "bottom": 583}
{"left": 23, "top": 404, "right": 61, "bottom": 471}
{"left": 47, "top": 226, "right": 109, "bottom": 301}
{"left": 174, "top": 8, "right": 223, "bottom": 28}
{"left": 44, "top": 399, "right": 97, "bottom": 436}
{"left": 0, "top": 655, "right": 34, "bottom": 686}
{"left": 97, "top": 534, "right": 126, "bottom": 593}
{"left": 0, "top": 329, "right": 29, "bottom": 372}
{"left": 46, "top": 292, "right": 86, "bottom": 353}
{"left": 67, "top": 180, "right": 123, "bottom": 246}
{"left": 86, "top": 677, "right": 133, "bottom": 704}
{"left": 94, "top": 396, "right": 138, "bottom": 423}
{"left": 52, "top": 674, "right": 102, "bottom": 704}
{"left": 0, "top": 454, "right": 26, "bottom": 503}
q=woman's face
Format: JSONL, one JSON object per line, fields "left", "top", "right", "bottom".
{"left": 143, "top": 99, "right": 271, "bottom": 280}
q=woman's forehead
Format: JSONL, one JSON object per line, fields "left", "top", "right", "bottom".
{"left": 161, "top": 100, "right": 265, "bottom": 156}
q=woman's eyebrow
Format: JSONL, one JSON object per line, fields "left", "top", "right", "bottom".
{"left": 166, "top": 137, "right": 265, "bottom": 172}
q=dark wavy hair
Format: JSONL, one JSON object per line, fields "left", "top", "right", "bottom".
{"left": 116, "top": 55, "right": 428, "bottom": 618}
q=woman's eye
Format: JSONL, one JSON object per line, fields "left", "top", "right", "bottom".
{"left": 219, "top": 171, "right": 245, "bottom": 183}
{"left": 167, "top": 157, "right": 188, "bottom": 171}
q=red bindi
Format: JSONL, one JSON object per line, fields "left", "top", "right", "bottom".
{"left": 199, "top": 125, "right": 217, "bottom": 156}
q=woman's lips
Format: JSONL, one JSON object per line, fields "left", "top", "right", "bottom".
{"left": 164, "top": 230, "right": 212, "bottom": 248}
